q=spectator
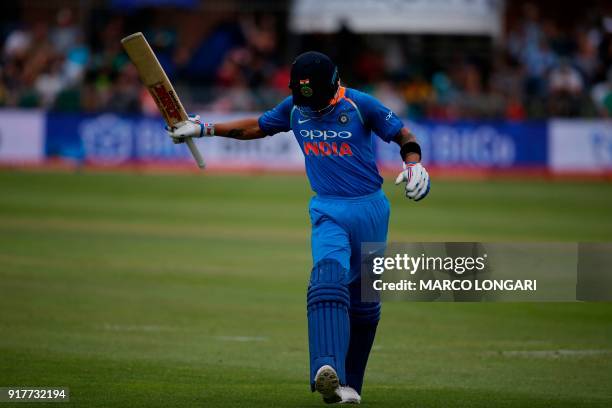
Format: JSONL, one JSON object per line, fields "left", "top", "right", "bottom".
{"left": 50, "top": 8, "right": 79, "bottom": 54}
{"left": 374, "top": 81, "right": 407, "bottom": 118}
{"left": 591, "top": 68, "right": 612, "bottom": 117}
{"left": 548, "top": 59, "right": 585, "bottom": 116}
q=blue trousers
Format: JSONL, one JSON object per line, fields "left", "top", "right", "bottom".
{"left": 307, "top": 189, "right": 389, "bottom": 393}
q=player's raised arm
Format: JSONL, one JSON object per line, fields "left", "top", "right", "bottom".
{"left": 166, "top": 96, "right": 293, "bottom": 142}
{"left": 214, "top": 118, "right": 267, "bottom": 140}
{"left": 166, "top": 115, "right": 267, "bottom": 142}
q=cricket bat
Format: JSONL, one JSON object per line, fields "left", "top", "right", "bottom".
{"left": 121, "top": 32, "right": 205, "bottom": 169}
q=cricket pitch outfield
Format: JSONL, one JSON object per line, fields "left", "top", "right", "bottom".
{"left": 0, "top": 170, "right": 611, "bottom": 407}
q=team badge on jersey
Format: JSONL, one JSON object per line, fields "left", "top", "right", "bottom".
{"left": 338, "top": 113, "right": 350, "bottom": 125}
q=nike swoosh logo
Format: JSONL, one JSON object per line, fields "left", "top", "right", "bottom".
{"left": 298, "top": 118, "right": 311, "bottom": 124}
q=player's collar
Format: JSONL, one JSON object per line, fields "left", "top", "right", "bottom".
{"left": 330, "top": 86, "right": 346, "bottom": 105}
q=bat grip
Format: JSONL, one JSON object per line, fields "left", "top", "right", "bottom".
{"left": 185, "top": 138, "right": 206, "bottom": 169}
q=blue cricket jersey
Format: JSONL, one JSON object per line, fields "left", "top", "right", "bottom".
{"left": 258, "top": 87, "right": 404, "bottom": 197}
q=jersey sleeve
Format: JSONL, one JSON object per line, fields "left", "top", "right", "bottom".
{"left": 352, "top": 91, "right": 404, "bottom": 143}
{"left": 258, "top": 96, "right": 294, "bottom": 136}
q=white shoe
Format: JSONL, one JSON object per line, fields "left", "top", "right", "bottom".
{"left": 314, "top": 365, "right": 341, "bottom": 404}
{"left": 314, "top": 366, "right": 362, "bottom": 404}
{"left": 337, "top": 386, "right": 361, "bottom": 404}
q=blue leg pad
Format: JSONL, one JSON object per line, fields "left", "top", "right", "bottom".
{"left": 307, "top": 259, "right": 350, "bottom": 390}
{"left": 345, "top": 279, "right": 381, "bottom": 394}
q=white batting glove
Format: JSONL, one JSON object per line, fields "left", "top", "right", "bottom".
{"left": 395, "top": 162, "right": 431, "bottom": 201}
{"left": 166, "top": 114, "right": 214, "bottom": 144}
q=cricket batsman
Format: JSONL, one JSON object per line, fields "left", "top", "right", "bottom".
{"left": 167, "top": 51, "right": 430, "bottom": 404}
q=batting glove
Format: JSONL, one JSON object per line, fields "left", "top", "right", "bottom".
{"left": 395, "top": 162, "right": 430, "bottom": 201}
{"left": 166, "top": 114, "right": 214, "bottom": 144}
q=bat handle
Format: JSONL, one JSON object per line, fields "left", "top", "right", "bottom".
{"left": 185, "top": 137, "right": 206, "bottom": 169}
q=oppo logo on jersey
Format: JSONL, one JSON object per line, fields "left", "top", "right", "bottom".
{"left": 299, "top": 129, "right": 352, "bottom": 141}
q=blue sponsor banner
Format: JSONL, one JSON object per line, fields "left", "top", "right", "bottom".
{"left": 376, "top": 121, "right": 548, "bottom": 169}
{"left": 45, "top": 113, "right": 548, "bottom": 169}
{"left": 45, "top": 113, "right": 193, "bottom": 164}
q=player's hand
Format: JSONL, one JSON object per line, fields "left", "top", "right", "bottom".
{"left": 394, "top": 162, "right": 430, "bottom": 201}
{"left": 165, "top": 114, "right": 213, "bottom": 144}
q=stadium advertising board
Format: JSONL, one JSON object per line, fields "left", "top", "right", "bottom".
{"left": 0, "top": 110, "right": 45, "bottom": 164}
{"left": 45, "top": 112, "right": 304, "bottom": 169}
{"left": 29, "top": 111, "right": 612, "bottom": 174}
{"left": 44, "top": 112, "right": 549, "bottom": 171}
{"left": 549, "top": 119, "right": 612, "bottom": 174}
{"left": 376, "top": 121, "right": 548, "bottom": 170}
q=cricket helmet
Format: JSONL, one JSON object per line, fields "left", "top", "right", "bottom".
{"left": 289, "top": 51, "right": 339, "bottom": 111}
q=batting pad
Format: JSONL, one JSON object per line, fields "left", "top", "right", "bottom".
{"left": 307, "top": 258, "right": 350, "bottom": 389}
{"left": 346, "top": 280, "right": 381, "bottom": 394}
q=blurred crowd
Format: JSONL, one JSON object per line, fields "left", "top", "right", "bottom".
{"left": 358, "top": 3, "right": 612, "bottom": 120}
{"left": 0, "top": 8, "right": 135, "bottom": 113}
{"left": 0, "top": 6, "right": 288, "bottom": 116}
{"left": 379, "top": 3, "right": 612, "bottom": 120}
{"left": 0, "top": 3, "right": 611, "bottom": 119}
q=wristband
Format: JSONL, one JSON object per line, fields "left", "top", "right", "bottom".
{"left": 202, "top": 123, "right": 215, "bottom": 137}
{"left": 400, "top": 141, "right": 421, "bottom": 162}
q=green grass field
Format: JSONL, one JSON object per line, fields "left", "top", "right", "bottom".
{"left": 0, "top": 170, "right": 611, "bottom": 407}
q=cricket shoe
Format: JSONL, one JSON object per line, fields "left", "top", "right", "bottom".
{"left": 314, "top": 366, "right": 362, "bottom": 404}
{"left": 314, "top": 365, "right": 341, "bottom": 403}
{"left": 336, "top": 386, "right": 361, "bottom": 404}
